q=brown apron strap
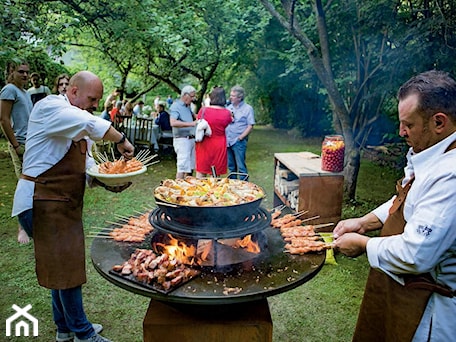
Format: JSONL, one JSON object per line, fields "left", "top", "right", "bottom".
{"left": 21, "top": 174, "right": 47, "bottom": 184}
{"left": 444, "top": 139, "right": 456, "bottom": 153}
{"left": 387, "top": 177, "right": 414, "bottom": 218}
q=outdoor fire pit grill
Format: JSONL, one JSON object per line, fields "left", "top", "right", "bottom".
{"left": 90, "top": 205, "right": 326, "bottom": 341}
{"left": 91, "top": 207, "right": 325, "bottom": 305}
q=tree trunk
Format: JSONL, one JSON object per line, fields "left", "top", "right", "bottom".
{"left": 260, "top": 0, "right": 361, "bottom": 200}
{"left": 344, "top": 144, "right": 360, "bottom": 200}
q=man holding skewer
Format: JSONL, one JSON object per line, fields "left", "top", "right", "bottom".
{"left": 334, "top": 70, "right": 456, "bottom": 341}
{"left": 12, "top": 71, "right": 134, "bottom": 342}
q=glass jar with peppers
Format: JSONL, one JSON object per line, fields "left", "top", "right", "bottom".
{"left": 321, "top": 135, "right": 345, "bottom": 172}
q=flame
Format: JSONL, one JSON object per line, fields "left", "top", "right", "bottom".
{"left": 235, "top": 235, "right": 260, "bottom": 254}
{"left": 156, "top": 234, "right": 197, "bottom": 264}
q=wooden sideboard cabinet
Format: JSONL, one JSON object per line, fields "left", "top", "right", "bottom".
{"left": 273, "top": 152, "right": 344, "bottom": 230}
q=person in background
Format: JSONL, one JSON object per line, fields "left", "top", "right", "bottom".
{"left": 109, "top": 100, "right": 122, "bottom": 122}
{"left": 123, "top": 101, "right": 134, "bottom": 117}
{"left": 28, "top": 72, "right": 51, "bottom": 106}
{"left": 170, "top": 85, "right": 197, "bottom": 179}
{"left": 226, "top": 85, "right": 255, "bottom": 180}
{"left": 154, "top": 103, "right": 172, "bottom": 132}
{"left": 154, "top": 95, "right": 161, "bottom": 111}
{"left": 100, "top": 101, "right": 113, "bottom": 123}
{"left": 0, "top": 59, "right": 33, "bottom": 244}
{"left": 334, "top": 70, "right": 456, "bottom": 342}
{"left": 203, "top": 93, "right": 211, "bottom": 107}
{"left": 13, "top": 71, "right": 134, "bottom": 342}
{"left": 103, "top": 88, "right": 120, "bottom": 109}
{"left": 120, "top": 99, "right": 128, "bottom": 115}
{"left": 133, "top": 100, "right": 144, "bottom": 117}
{"left": 195, "top": 87, "right": 233, "bottom": 178}
{"left": 53, "top": 73, "right": 70, "bottom": 95}
{"left": 166, "top": 94, "right": 173, "bottom": 107}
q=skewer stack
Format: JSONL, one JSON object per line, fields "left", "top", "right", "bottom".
{"left": 88, "top": 210, "right": 154, "bottom": 242}
{"left": 95, "top": 149, "right": 159, "bottom": 170}
{"left": 270, "top": 207, "right": 334, "bottom": 255}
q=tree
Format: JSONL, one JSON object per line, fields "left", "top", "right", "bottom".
{"left": 258, "top": 0, "right": 456, "bottom": 200}
{"left": 37, "top": 0, "right": 267, "bottom": 109}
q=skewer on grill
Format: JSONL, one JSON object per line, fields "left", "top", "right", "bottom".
{"left": 271, "top": 204, "right": 286, "bottom": 212}
{"left": 89, "top": 232, "right": 113, "bottom": 236}
{"left": 105, "top": 220, "right": 129, "bottom": 226}
{"left": 294, "top": 209, "right": 310, "bottom": 218}
{"left": 313, "top": 223, "right": 334, "bottom": 230}
{"left": 300, "top": 215, "right": 320, "bottom": 222}
{"left": 87, "top": 235, "right": 115, "bottom": 239}
{"left": 91, "top": 226, "right": 114, "bottom": 231}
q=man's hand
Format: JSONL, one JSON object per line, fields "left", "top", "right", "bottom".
{"left": 333, "top": 213, "right": 382, "bottom": 239}
{"left": 116, "top": 139, "right": 134, "bottom": 160}
{"left": 15, "top": 144, "right": 25, "bottom": 157}
{"left": 333, "top": 217, "right": 365, "bottom": 239}
{"left": 333, "top": 233, "right": 370, "bottom": 258}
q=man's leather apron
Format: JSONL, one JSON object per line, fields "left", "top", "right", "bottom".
{"left": 26, "top": 140, "right": 87, "bottom": 290}
{"left": 353, "top": 140, "right": 456, "bottom": 341}
{"left": 352, "top": 178, "right": 432, "bottom": 342}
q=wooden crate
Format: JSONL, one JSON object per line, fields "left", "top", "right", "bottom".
{"left": 273, "top": 152, "right": 344, "bottom": 230}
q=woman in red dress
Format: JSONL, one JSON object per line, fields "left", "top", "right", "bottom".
{"left": 195, "top": 87, "right": 233, "bottom": 178}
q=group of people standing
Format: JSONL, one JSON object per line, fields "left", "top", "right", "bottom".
{"left": 0, "top": 60, "right": 70, "bottom": 244}
{"left": 169, "top": 84, "right": 255, "bottom": 180}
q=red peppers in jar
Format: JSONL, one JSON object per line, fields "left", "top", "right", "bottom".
{"left": 321, "top": 135, "right": 345, "bottom": 172}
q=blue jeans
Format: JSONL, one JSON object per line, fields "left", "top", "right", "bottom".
{"left": 227, "top": 139, "right": 249, "bottom": 180}
{"left": 18, "top": 209, "right": 33, "bottom": 237}
{"left": 52, "top": 287, "right": 95, "bottom": 339}
{"left": 19, "top": 209, "right": 94, "bottom": 339}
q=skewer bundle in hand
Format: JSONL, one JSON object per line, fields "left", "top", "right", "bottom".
{"left": 269, "top": 208, "right": 333, "bottom": 255}
{"left": 99, "top": 158, "right": 143, "bottom": 174}
{"left": 96, "top": 148, "right": 159, "bottom": 174}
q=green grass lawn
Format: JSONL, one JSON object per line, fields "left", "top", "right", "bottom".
{"left": 0, "top": 126, "right": 401, "bottom": 341}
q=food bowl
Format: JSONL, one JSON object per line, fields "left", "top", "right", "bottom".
{"left": 87, "top": 164, "right": 147, "bottom": 186}
{"left": 153, "top": 177, "right": 266, "bottom": 227}
{"left": 154, "top": 196, "right": 265, "bottom": 228}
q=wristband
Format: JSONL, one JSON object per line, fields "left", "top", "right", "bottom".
{"left": 117, "top": 132, "right": 126, "bottom": 144}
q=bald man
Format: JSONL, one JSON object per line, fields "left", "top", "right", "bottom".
{"left": 12, "top": 71, "right": 133, "bottom": 342}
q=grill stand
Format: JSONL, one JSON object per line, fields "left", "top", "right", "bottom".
{"left": 143, "top": 299, "right": 272, "bottom": 342}
{"left": 91, "top": 209, "right": 326, "bottom": 341}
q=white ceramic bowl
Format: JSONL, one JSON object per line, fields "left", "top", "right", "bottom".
{"left": 86, "top": 165, "right": 147, "bottom": 186}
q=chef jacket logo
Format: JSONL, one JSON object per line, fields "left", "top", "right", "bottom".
{"left": 417, "top": 225, "right": 432, "bottom": 237}
{"left": 5, "top": 304, "right": 39, "bottom": 337}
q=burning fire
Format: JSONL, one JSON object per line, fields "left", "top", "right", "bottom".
{"left": 155, "top": 234, "right": 261, "bottom": 265}
{"left": 234, "top": 235, "right": 260, "bottom": 254}
{"left": 156, "top": 234, "right": 197, "bottom": 265}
